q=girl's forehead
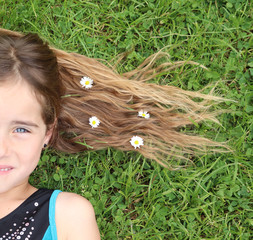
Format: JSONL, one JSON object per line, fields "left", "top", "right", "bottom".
{"left": 0, "top": 79, "right": 35, "bottom": 100}
{"left": 0, "top": 80, "right": 44, "bottom": 123}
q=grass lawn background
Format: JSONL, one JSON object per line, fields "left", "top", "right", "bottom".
{"left": 1, "top": 0, "right": 252, "bottom": 239}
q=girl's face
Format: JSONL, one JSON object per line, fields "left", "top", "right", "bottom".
{"left": 0, "top": 79, "right": 53, "bottom": 194}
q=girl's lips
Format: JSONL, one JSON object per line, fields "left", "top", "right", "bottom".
{"left": 0, "top": 166, "right": 14, "bottom": 175}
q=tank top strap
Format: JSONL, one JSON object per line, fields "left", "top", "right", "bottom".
{"left": 48, "top": 190, "right": 62, "bottom": 240}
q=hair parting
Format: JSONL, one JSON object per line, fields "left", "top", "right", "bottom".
{"left": 0, "top": 28, "right": 228, "bottom": 168}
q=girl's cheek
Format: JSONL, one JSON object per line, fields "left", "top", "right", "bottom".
{"left": 10, "top": 135, "right": 31, "bottom": 147}
{"left": 11, "top": 134, "right": 43, "bottom": 150}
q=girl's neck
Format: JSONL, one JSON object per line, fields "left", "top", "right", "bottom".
{"left": 0, "top": 183, "right": 38, "bottom": 219}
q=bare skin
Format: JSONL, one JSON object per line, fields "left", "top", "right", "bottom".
{"left": 0, "top": 182, "right": 37, "bottom": 218}
{"left": 56, "top": 192, "right": 101, "bottom": 240}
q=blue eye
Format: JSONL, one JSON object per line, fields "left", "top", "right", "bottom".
{"left": 14, "top": 128, "right": 29, "bottom": 133}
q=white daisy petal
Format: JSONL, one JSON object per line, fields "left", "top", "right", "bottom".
{"left": 80, "top": 76, "right": 93, "bottom": 89}
{"left": 144, "top": 113, "right": 150, "bottom": 119}
{"left": 138, "top": 110, "right": 144, "bottom": 117}
{"left": 138, "top": 110, "right": 150, "bottom": 119}
{"left": 89, "top": 116, "right": 100, "bottom": 128}
{"left": 130, "top": 136, "right": 144, "bottom": 149}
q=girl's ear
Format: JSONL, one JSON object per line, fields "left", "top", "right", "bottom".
{"left": 44, "top": 120, "right": 57, "bottom": 145}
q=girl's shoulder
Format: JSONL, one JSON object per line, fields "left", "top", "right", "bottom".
{"left": 56, "top": 191, "right": 93, "bottom": 211}
{"left": 55, "top": 192, "right": 100, "bottom": 240}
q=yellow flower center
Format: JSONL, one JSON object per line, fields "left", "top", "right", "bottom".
{"left": 85, "top": 81, "right": 90, "bottom": 85}
{"left": 92, "top": 120, "right": 96, "bottom": 125}
{"left": 134, "top": 140, "right": 139, "bottom": 145}
{"left": 142, "top": 113, "right": 146, "bottom": 117}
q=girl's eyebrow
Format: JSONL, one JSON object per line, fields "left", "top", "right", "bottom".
{"left": 11, "top": 120, "right": 39, "bottom": 128}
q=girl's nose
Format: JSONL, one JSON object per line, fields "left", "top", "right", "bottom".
{"left": 0, "top": 137, "right": 9, "bottom": 158}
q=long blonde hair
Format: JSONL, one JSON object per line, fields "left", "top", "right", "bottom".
{"left": 0, "top": 28, "right": 227, "bottom": 167}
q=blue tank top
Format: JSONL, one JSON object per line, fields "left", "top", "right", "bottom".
{"left": 0, "top": 189, "right": 61, "bottom": 240}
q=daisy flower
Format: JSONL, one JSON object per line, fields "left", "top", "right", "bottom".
{"left": 89, "top": 116, "right": 100, "bottom": 128}
{"left": 80, "top": 76, "right": 93, "bottom": 89}
{"left": 130, "top": 136, "right": 144, "bottom": 149}
{"left": 138, "top": 110, "right": 150, "bottom": 119}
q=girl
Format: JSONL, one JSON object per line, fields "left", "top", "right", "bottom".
{"left": 0, "top": 28, "right": 225, "bottom": 239}
{"left": 0, "top": 30, "right": 100, "bottom": 239}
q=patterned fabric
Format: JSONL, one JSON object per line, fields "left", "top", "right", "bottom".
{"left": 0, "top": 189, "right": 60, "bottom": 240}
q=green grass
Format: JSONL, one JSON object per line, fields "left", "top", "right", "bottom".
{"left": 1, "top": 0, "right": 252, "bottom": 239}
